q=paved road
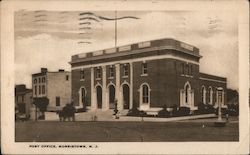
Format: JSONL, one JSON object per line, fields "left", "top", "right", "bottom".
{"left": 15, "top": 120, "right": 239, "bottom": 142}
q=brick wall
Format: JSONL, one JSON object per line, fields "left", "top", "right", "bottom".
{"left": 71, "top": 59, "right": 227, "bottom": 110}
{"left": 71, "top": 68, "right": 91, "bottom": 107}
{"left": 199, "top": 78, "right": 227, "bottom": 105}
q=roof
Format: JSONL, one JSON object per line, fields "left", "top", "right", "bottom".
{"left": 32, "top": 71, "right": 70, "bottom": 77}
{"left": 200, "top": 73, "right": 227, "bottom": 82}
{"left": 16, "top": 89, "right": 32, "bottom": 95}
{"left": 70, "top": 38, "right": 201, "bottom": 64}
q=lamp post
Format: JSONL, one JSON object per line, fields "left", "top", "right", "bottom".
{"left": 214, "top": 87, "right": 226, "bottom": 127}
{"left": 217, "top": 88, "right": 223, "bottom": 121}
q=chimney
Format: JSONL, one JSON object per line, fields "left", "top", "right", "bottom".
{"left": 58, "top": 69, "right": 65, "bottom": 72}
{"left": 41, "top": 68, "right": 48, "bottom": 73}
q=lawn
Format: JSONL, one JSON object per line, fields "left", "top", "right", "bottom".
{"left": 15, "top": 121, "right": 239, "bottom": 142}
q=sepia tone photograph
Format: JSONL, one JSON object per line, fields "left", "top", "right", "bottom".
{"left": 1, "top": 0, "right": 249, "bottom": 154}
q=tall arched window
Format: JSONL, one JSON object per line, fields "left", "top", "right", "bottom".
{"left": 185, "top": 84, "right": 189, "bottom": 103}
{"left": 208, "top": 87, "right": 213, "bottom": 104}
{"left": 201, "top": 86, "right": 206, "bottom": 104}
{"left": 81, "top": 87, "right": 86, "bottom": 104}
{"left": 181, "top": 82, "right": 194, "bottom": 107}
{"left": 142, "top": 85, "right": 149, "bottom": 103}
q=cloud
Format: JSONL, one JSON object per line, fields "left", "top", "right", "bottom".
{"left": 15, "top": 33, "right": 78, "bottom": 88}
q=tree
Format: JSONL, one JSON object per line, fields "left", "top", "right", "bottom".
{"left": 33, "top": 97, "right": 49, "bottom": 119}
{"left": 226, "top": 89, "right": 238, "bottom": 102}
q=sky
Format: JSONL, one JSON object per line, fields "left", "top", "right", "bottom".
{"left": 14, "top": 10, "right": 238, "bottom": 89}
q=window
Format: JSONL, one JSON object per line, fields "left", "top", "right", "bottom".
{"left": 35, "top": 86, "right": 37, "bottom": 95}
{"left": 34, "top": 79, "right": 37, "bottom": 84}
{"left": 208, "top": 87, "right": 213, "bottom": 104}
{"left": 142, "top": 63, "right": 148, "bottom": 75}
{"left": 39, "top": 86, "right": 41, "bottom": 95}
{"left": 39, "top": 78, "right": 41, "bottom": 83}
{"left": 123, "top": 64, "right": 129, "bottom": 76}
{"left": 186, "top": 64, "right": 189, "bottom": 75}
{"left": 190, "top": 65, "right": 193, "bottom": 75}
{"left": 66, "top": 75, "right": 69, "bottom": 81}
{"left": 142, "top": 85, "right": 149, "bottom": 103}
{"left": 181, "top": 63, "right": 184, "bottom": 75}
{"left": 201, "top": 86, "right": 206, "bottom": 104}
{"left": 56, "top": 97, "right": 60, "bottom": 106}
{"left": 22, "top": 95, "right": 24, "bottom": 102}
{"left": 185, "top": 84, "right": 190, "bottom": 103}
{"left": 42, "top": 77, "right": 45, "bottom": 83}
{"left": 109, "top": 65, "right": 115, "bottom": 78}
{"left": 42, "top": 85, "right": 45, "bottom": 94}
{"left": 96, "top": 67, "right": 101, "bottom": 79}
{"left": 81, "top": 87, "right": 86, "bottom": 104}
{"left": 80, "top": 69, "right": 85, "bottom": 80}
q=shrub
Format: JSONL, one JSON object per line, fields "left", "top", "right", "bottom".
{"left": 158, "top": 105, "right": 170, "bottom": 118}
{"left": 215, "top": 107, "right": 227, "bottom": 115}
{"left": 197, "top": 103, "right": 215, "bottom": 114}
{"left": 172, "top": 107, "right": 190, "bottom": 117}
{"left": 177, "top": 107, "right": 190, "bottom": 116}
{"left": 127, "top": 107, "right": 140, "bottom": 116}
{"left": 169, "top": 104, "right": 178, "bottom": 116}
{"left": 192, "top": 110, "right": 200, "bottom": 115}
{"left": 227, "top": 104, "right": 239, "bottom": 116}
{"left": 139, "top": 111, "right": 147, "bottom": 117}
{"left": 127, "top": 107, "right": 146, "bottom": 117}
{"left": 169, "top": 106, "right": 191, "bottom": 117}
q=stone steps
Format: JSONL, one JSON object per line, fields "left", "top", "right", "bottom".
{"left": 75, "top": 109, "right": 129, "bottom": 121}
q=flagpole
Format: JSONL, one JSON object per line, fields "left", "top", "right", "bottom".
{"left": 115, "top": 10, "right": 117, "bottom": 47}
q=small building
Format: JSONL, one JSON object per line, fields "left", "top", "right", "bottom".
{"left": 70, "top": 38, "right": 227, "bottom": 112}
{"left": 15, "top": 84, "right": 33, "bottom": 117}
{"left": 32, "top": 68, "right": 71, "bottom": 111}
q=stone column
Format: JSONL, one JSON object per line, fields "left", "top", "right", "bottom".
{"left": 129, "top": 62, "right": 133, "bottom": 109}
{"left": 115, "top": 64, "right": 122, "bottom": 110}
{"left": 102, "top": 66, "right": 108, "bottom": 110}
{"left": 91, "top": 67, "right": 97, "bottom": 110}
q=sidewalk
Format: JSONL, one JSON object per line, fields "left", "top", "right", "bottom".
{"left": 44, "top": 111, "right": 218, "bottom": 122}
{"left": 117, "top": 114, "right": 217, "bottom": 122}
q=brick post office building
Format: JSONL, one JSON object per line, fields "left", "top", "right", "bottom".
{"left": 70, "top": 38, "right": 227, "bottom": 112}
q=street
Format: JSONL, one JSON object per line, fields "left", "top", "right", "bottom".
{"left": 15, "top": 118, "right": 239, "bottom": 142}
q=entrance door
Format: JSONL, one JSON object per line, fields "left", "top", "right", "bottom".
{"left": 81, "top": 87, "right": 86, "bottom": 107}
{"left": 96, "top": 86, "right": 102, "bottom": 109}
{"left": 109, "top": 85, "right": 115, "bottom": 109}
{"left": 123, "top": 84, "right": 130, "bottom": 109}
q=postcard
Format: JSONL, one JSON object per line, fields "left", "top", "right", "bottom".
{"left": 1, "top": 0, "right": 249, "bottom": 154}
